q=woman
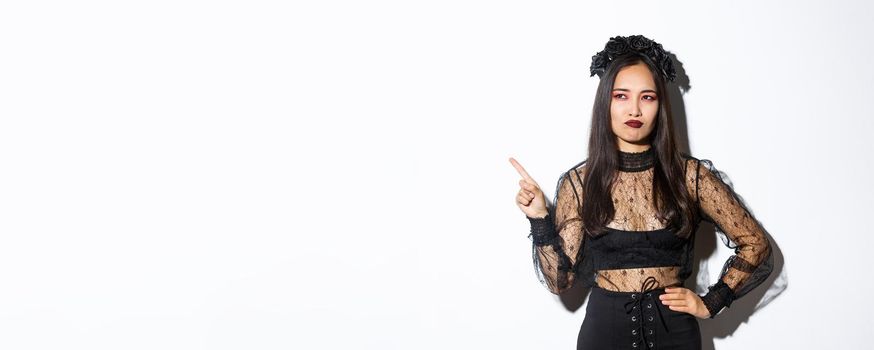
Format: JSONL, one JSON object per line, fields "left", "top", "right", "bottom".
{"left": 509, "top": 35, "right": 774, "bottom": 349}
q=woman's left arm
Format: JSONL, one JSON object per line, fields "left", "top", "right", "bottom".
{"left": 689, "top": 159, "right": 775, "bottom": 319}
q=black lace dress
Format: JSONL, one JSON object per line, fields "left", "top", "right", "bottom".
{"left": 526, "top": 147, "right": 774, "bottom": 350}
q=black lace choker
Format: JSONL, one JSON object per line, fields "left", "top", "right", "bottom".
{"left": 618, "top": 146, "right": 655, "bottom": 172}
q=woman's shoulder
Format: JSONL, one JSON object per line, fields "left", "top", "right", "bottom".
{"left": 679, "top": 152, "right": 719, "bottom": 173}
{"left": 553, "top": 159, "right": 587, "bottom": 190}
{"left": 679, "top": 153, "right": 728, "bottom": 195}
{"left": 564, "top": 158, "right": 588, "bottom": 178}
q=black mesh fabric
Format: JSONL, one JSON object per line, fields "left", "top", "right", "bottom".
{"left": 526, "top": 148, "right": 774, "bottom": 318}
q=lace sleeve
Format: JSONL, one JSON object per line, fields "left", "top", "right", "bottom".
{"left": 526, "top": 168, "right": 589, "bottom": 295}
{"left": 694, "top": 159, "right": 775, "bottom": 318}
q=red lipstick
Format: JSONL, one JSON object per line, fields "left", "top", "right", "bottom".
{"left": 625, "top": 120, "right": 642, "bottom": 128}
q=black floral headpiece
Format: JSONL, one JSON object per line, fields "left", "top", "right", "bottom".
{"left": 589, "top": 35, "right": 676, "bottom": 82}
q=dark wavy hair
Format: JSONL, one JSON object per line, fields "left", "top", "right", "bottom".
{"left": 581, "top": 52, "right": 697, "bottom": 239}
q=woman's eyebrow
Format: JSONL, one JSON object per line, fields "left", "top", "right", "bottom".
{"left": 612, "top": 88, "right": 657, "bottom": 93}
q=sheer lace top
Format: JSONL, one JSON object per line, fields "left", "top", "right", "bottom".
{"left": 525, "top": 147, "right": 774, "bottom": 318}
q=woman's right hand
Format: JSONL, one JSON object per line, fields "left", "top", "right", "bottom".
{"left": 509, "top": 157, "right": 549, "bottom": 219}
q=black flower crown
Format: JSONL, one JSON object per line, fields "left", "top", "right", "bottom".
{"left": 589, "top": 35, "right": 676, "bottom": 82}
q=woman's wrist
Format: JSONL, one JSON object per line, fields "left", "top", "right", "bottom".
{"left": 698, "top": 279, "right": 736, "bottom": 319}
{"left": 527, "top": 212, "right": 558, "bottom": 246}
{"left": 526, "top": 210, "right": 549, "bottom": 219}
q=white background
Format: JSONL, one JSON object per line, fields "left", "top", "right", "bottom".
{"left": 0, "top": 0, "right": 870, "bottom": 349}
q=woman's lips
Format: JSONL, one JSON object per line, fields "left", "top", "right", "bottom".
{"left": 625, "top": 120, "right": 643, "bottom": 128}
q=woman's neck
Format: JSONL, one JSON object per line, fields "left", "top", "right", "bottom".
{"left": 617, "top": 146, "right": 655, "bottom": 172}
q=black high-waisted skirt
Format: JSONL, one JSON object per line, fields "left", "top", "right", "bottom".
{"left": 577, "top": 283, "right": 702, "bottom": 350}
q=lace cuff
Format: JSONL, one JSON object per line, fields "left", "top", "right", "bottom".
{"left": 699, "top": 279, "right": 736, "bottom": 319}
{"left": 527, "top": 213, "right": 558, "bottom": 246}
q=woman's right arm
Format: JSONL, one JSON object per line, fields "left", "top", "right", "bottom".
{"left": 524, "top": 170, "right": 586, "bottom": 295}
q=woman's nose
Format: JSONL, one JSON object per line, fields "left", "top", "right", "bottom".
{"left": 629, "top": 102, "right": 641, "bottom": 117}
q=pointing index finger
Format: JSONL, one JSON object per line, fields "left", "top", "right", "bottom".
{"left": 509, "top": 157, "right": 537, "bottom": 185}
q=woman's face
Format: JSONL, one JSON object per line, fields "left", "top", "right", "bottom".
{"left": 610, "top": 62, "right": 659, "bottom": 152}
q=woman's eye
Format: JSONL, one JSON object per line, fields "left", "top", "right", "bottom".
{"left": 614, "top": 94, "right": 657, "bottom": 100}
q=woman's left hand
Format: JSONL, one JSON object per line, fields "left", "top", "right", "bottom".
{"left": 659, "top": 287, "right": 710, "bottom": 319}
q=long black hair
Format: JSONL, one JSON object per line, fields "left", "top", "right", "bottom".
{"left": 581, "top": 52, "right": 697, "bottom": 239}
